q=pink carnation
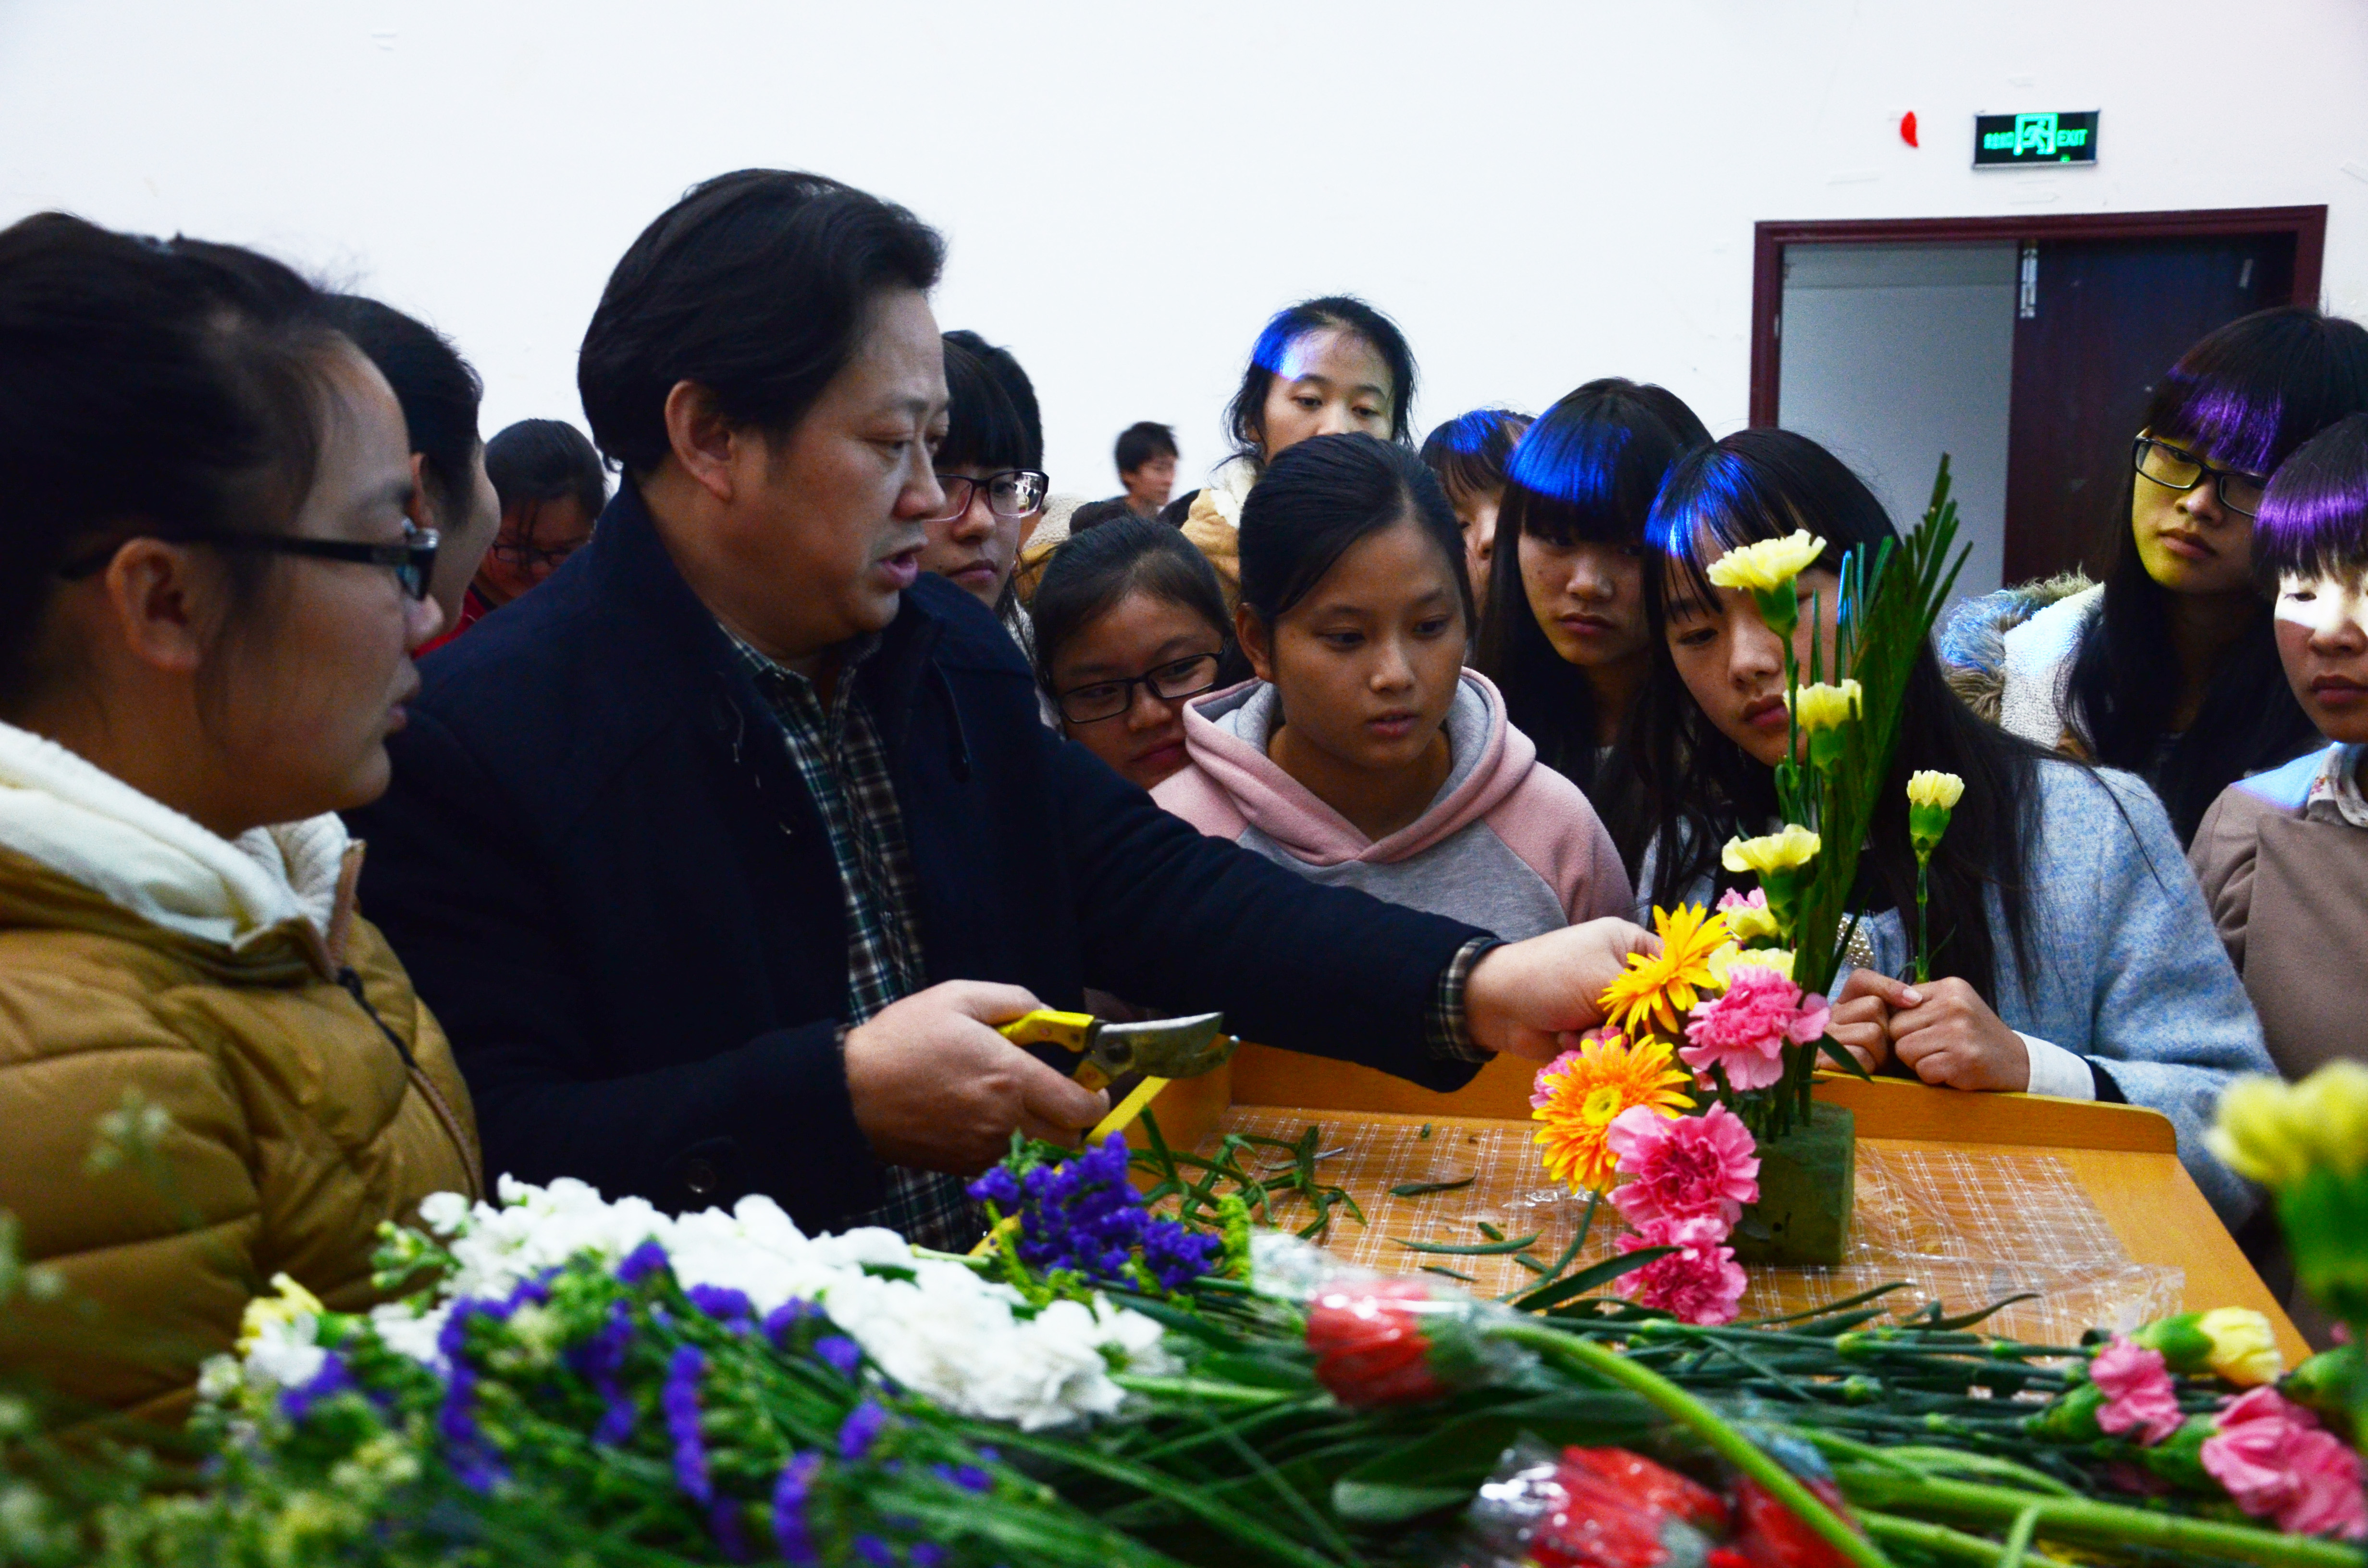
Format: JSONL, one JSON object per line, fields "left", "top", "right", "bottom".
{"left": 1716, "top": 887, "right": 1769, "bottom": 916}
{"left": 1604, "top": 1103, "right": 1761, "bottom": 1228}
{"left": 2088, "top": 1336, "right": 2183, "bottom": 1446}
{"left": 1679, "top": 966, "right": 1830, "bottom": 1091}
{"left": 2201, "top": 1387, "right": 2368, "bottom": 1540}
{"left": 1614, "top": 1214, "right": 1748, "bottom": 1325}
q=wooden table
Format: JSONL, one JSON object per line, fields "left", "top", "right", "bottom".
{"left": 1133, "top": 1046, "right": 2305, "bottom": 1361}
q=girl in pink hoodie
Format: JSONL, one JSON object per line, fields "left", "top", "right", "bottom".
{"left": 1154, "top": 433, "right": 1631, "bottom": 939}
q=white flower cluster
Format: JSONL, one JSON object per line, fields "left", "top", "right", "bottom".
{"left": 217, "top": 1176, "right": 1175, "bottom": 1433}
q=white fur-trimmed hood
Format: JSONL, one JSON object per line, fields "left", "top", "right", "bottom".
{"left": 0, "top": 718, "right": 351, "bottom": 961}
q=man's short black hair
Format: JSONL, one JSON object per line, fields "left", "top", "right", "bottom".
{"left": 577, "top": 169, "right": 945, "bottom": 476}
{"left": 1115, "top": 420, "right": 1178, "bottom": 477}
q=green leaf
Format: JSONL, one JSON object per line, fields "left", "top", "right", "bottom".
{"left": 1389, "top": 1176, "right": 1476, "bottom": 1198}
{"left": 1394, "top": 1231, "right": 1542, "bottom": 1256}
{"left": 1816, "top": 1033, "right": 1874, "bottom": 1081}
{"left": 1512, "top": 1246, "right": 1674, "bottom": 1311}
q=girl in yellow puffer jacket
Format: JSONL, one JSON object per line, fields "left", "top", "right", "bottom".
{"left": 0, "top": 214, "right": 480, "bottom": 1422}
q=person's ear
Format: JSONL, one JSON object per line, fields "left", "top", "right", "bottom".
{"left": 1235, "top": 602, "right": 1275, "bottom": 684}
{"left": 663, "top": 380, "right": 743, "bottom": 504}
{"left": 404, "top": 452, "right": 433, "bottom": 531}
{"left": 98, "top": 539, "right": 220, "bottom": 676}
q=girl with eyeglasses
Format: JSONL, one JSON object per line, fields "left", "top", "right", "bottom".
{"left": 1181, "top": 295, "right": 1418, "bottom": 607}
{"left": 1032, "top": 515, "right": 1241, "bottom": 791}
{"left": 919, "top": 332, "right": 1048, "bottom": 651}
{"left": 1155, "top": 434, "right": 1630, "bottom": 942}
{"left": 0, "top": 214, "right": 480, "bottom": 1417}
{"left": 1951, "top": 307, "right": 2368, "bottom": 845}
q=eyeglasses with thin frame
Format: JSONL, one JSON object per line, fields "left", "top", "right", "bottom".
{"left": 489, "top": 534, "right": 584, "bottom": 572}
{"left": 1055, "top": 653, "right": 1222, "bottom": 725}
{"left": 58, "top": 528, "right": 443, "bottom": 601}
{"left": 928, "top": 469, "right": 1049, "bottom": 524}
{"left": 2132, "top": 437, "right": 2268, "bottom": 519}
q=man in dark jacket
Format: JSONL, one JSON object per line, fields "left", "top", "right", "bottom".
{"left": 351, "top": 170, "right": 1646, "bottom": 1245}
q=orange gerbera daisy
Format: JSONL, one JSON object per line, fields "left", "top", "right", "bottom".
{"left": 1530, "top": 1029, "right": 1695, "bottom": 1193}
{"left": 1598, "top": 904, "right": 1731, "bottom": 1039}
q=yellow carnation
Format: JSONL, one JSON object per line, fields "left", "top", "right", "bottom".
{"left": 1704, "top": 530, "right": 1826, "bottom": 594}
{"left": 1722, "top": 825, "right": 1821, "bottom": 878}
{"left": 1786, "top": 680, "right": 1863, "bottom": 733}
{"left": 2196, "top": 1307, "right": 2284, "bottom": 1386}
{"left": 2207, "top": 1061, "right": 2368, "bottom": 1188}
{"left": 1907, "top": 770, "right": 1966, "bottom": 811}
{"left": 1707, "top": 942, "right": 1794, "bottom": 987}
{"left": 1724, "top": 901, "right": 1782, "bottom": 946}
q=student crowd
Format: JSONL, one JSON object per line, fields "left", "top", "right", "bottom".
{"left": 1, "top": 168, "right": 2362, "bottom": 1420}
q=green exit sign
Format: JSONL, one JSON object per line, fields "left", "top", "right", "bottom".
{"left": 1973, "top": 111, "right": 2099, "bottom": 168}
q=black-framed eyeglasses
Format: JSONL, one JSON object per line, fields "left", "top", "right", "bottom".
{"left": 2133, "top": 437, "right": 2268, "bottom": 518}
{"left": 928, "top": 469, "right": 1049, "bottom": 523}
{"left": 59, "top": 528, "right": 443, "bottom": 601}
{"left": 1055, "top": 653, "right": 1222, "bottom": 725}
{"left": 489, "top": 534, "right": 583, "bottom": 572}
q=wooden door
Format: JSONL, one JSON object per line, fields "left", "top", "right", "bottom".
{"left": 2000, "top": 233, "right": 2297, "bottom": 585}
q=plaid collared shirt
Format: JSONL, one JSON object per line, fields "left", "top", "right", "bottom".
{"left": 722, "top": 626, "right": 979, "bottom": 1250}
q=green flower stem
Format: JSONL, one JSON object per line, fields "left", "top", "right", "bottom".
{"left": 1865, "top": 1510, "right": 2078, "bottom": 1568}
{"left": 1830, "top": 1464, "right": 2364, "bottom": 1568}
{"left": 1997, "top": 1504, "right": 2040, "bottom": 1568}
{"left": 1487, "top": 1322, "right": 1892, "bottom": 1568}
{"left": 1914, "top": 854, "right": 1932, "bottom": 985}
{"left": 984, "top": 1427, "right": 1353, "bottom": 1568}
{"left": 1860, "top": 1511, "right": 2079, "bottom": 1568}
{"left": 1112, "top": 1375, "right": 1297, "bottom": 1407}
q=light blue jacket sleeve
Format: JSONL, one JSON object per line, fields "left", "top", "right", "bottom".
{"left": 1841, "top": 764, "right": 2269, "bottom": 1226}
{"left": 2029, "top": 767, "right": 2270, "bottom": 1226}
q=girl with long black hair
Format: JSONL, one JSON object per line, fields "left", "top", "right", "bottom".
{"left": 1983, "top": 307, "right": 2368, "bottom": 845}
{"left": 1639, "top": 428, "right": 2270, "bottom": 1224}
{"left": 1475, "top": 379, "right": 1711, "bottom": 874}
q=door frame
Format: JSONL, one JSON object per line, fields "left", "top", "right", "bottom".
{"left": 1747, "top": 206, "right": 2328, "bottom": 427}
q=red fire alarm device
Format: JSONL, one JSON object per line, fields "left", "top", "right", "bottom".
{"left": 1899, "top": 111, "right": 1919, "bottom": 147}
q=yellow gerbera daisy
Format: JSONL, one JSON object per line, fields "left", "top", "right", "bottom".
{"left": 1531, "top": 1030, "right": 1695, "bottom": 1193}
{"left": 1598, "top": 903, "right": 1730, "bottom": 1039}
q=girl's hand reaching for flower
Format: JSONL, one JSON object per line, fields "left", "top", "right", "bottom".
{"left": 1840, "top": 971, "right": 2028, "bottom": 1091}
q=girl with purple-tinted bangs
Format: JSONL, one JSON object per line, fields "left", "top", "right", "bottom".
{"left": 1968, "top": 307, "right": 2368, "bottom": 846}
{"left": 2190, "top": 412, "right": 2368, "bottom": 1085}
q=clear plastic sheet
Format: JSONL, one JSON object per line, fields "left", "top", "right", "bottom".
{"left": 1198, "top": 1108, "right": 2185, "bottom": 1343}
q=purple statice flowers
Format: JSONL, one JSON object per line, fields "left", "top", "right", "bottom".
{"left": 967, "top": 1135, "right": 1218, "bottom": 1291}
{"left": 772, "top": 1451, "right": 823, "bottom": 1566}
{"left": 663, "top": 1344, "right": 712, "bottom": 1503}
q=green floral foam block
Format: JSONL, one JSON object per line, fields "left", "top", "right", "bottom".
{"left": 1731, "top": 1102, "right": 1855, "bottom": 1267}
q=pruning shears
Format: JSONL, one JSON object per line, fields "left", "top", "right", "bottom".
{"left": 995, "top": 1009, "right": 1236, "bottom": 1093}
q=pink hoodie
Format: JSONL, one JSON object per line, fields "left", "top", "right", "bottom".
{"left": 1151, "top": 671, "right": 1631, "bottom": 941}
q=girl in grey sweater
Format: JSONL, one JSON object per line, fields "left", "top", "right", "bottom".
{"left": 1636, "top": 430, "right": 2274, "bottom": 1227}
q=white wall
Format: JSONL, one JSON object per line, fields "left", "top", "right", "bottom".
{"left": 5, "top": 0, "right": 2367, "bottom": 504}
{"left": 1779, "top": 244, "right": 2018, "bottom": 600}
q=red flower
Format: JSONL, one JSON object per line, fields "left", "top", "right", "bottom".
{"left": 1725, "top": 1474, "right": 1861, "bottom": 1568}
{"left": 1561, "top": 1447, "right": 1731, "bottom": 1534}
{"left": 1305, "top": 1280, "right": 1446, "bottom": 1408}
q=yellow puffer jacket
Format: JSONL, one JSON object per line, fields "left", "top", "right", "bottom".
{"left": 0, "top": 724, "right": 480, "bottom": 1423}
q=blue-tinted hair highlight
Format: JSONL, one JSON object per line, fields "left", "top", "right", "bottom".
{"left": 2254, "top": 411, "right": 2368, "bottom": 581}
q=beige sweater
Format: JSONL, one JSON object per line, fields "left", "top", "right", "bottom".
{"left": 2189, "top": 743, "right": 2368, "bottom": 1080}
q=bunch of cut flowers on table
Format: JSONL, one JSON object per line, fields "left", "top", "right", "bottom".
{"left": 6, "top": 1100, "right": 2367, "bottom": 1567}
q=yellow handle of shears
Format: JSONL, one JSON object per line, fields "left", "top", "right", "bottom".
{"left": 995, "top": 1008, "right": 1099, "bottom": 1053}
